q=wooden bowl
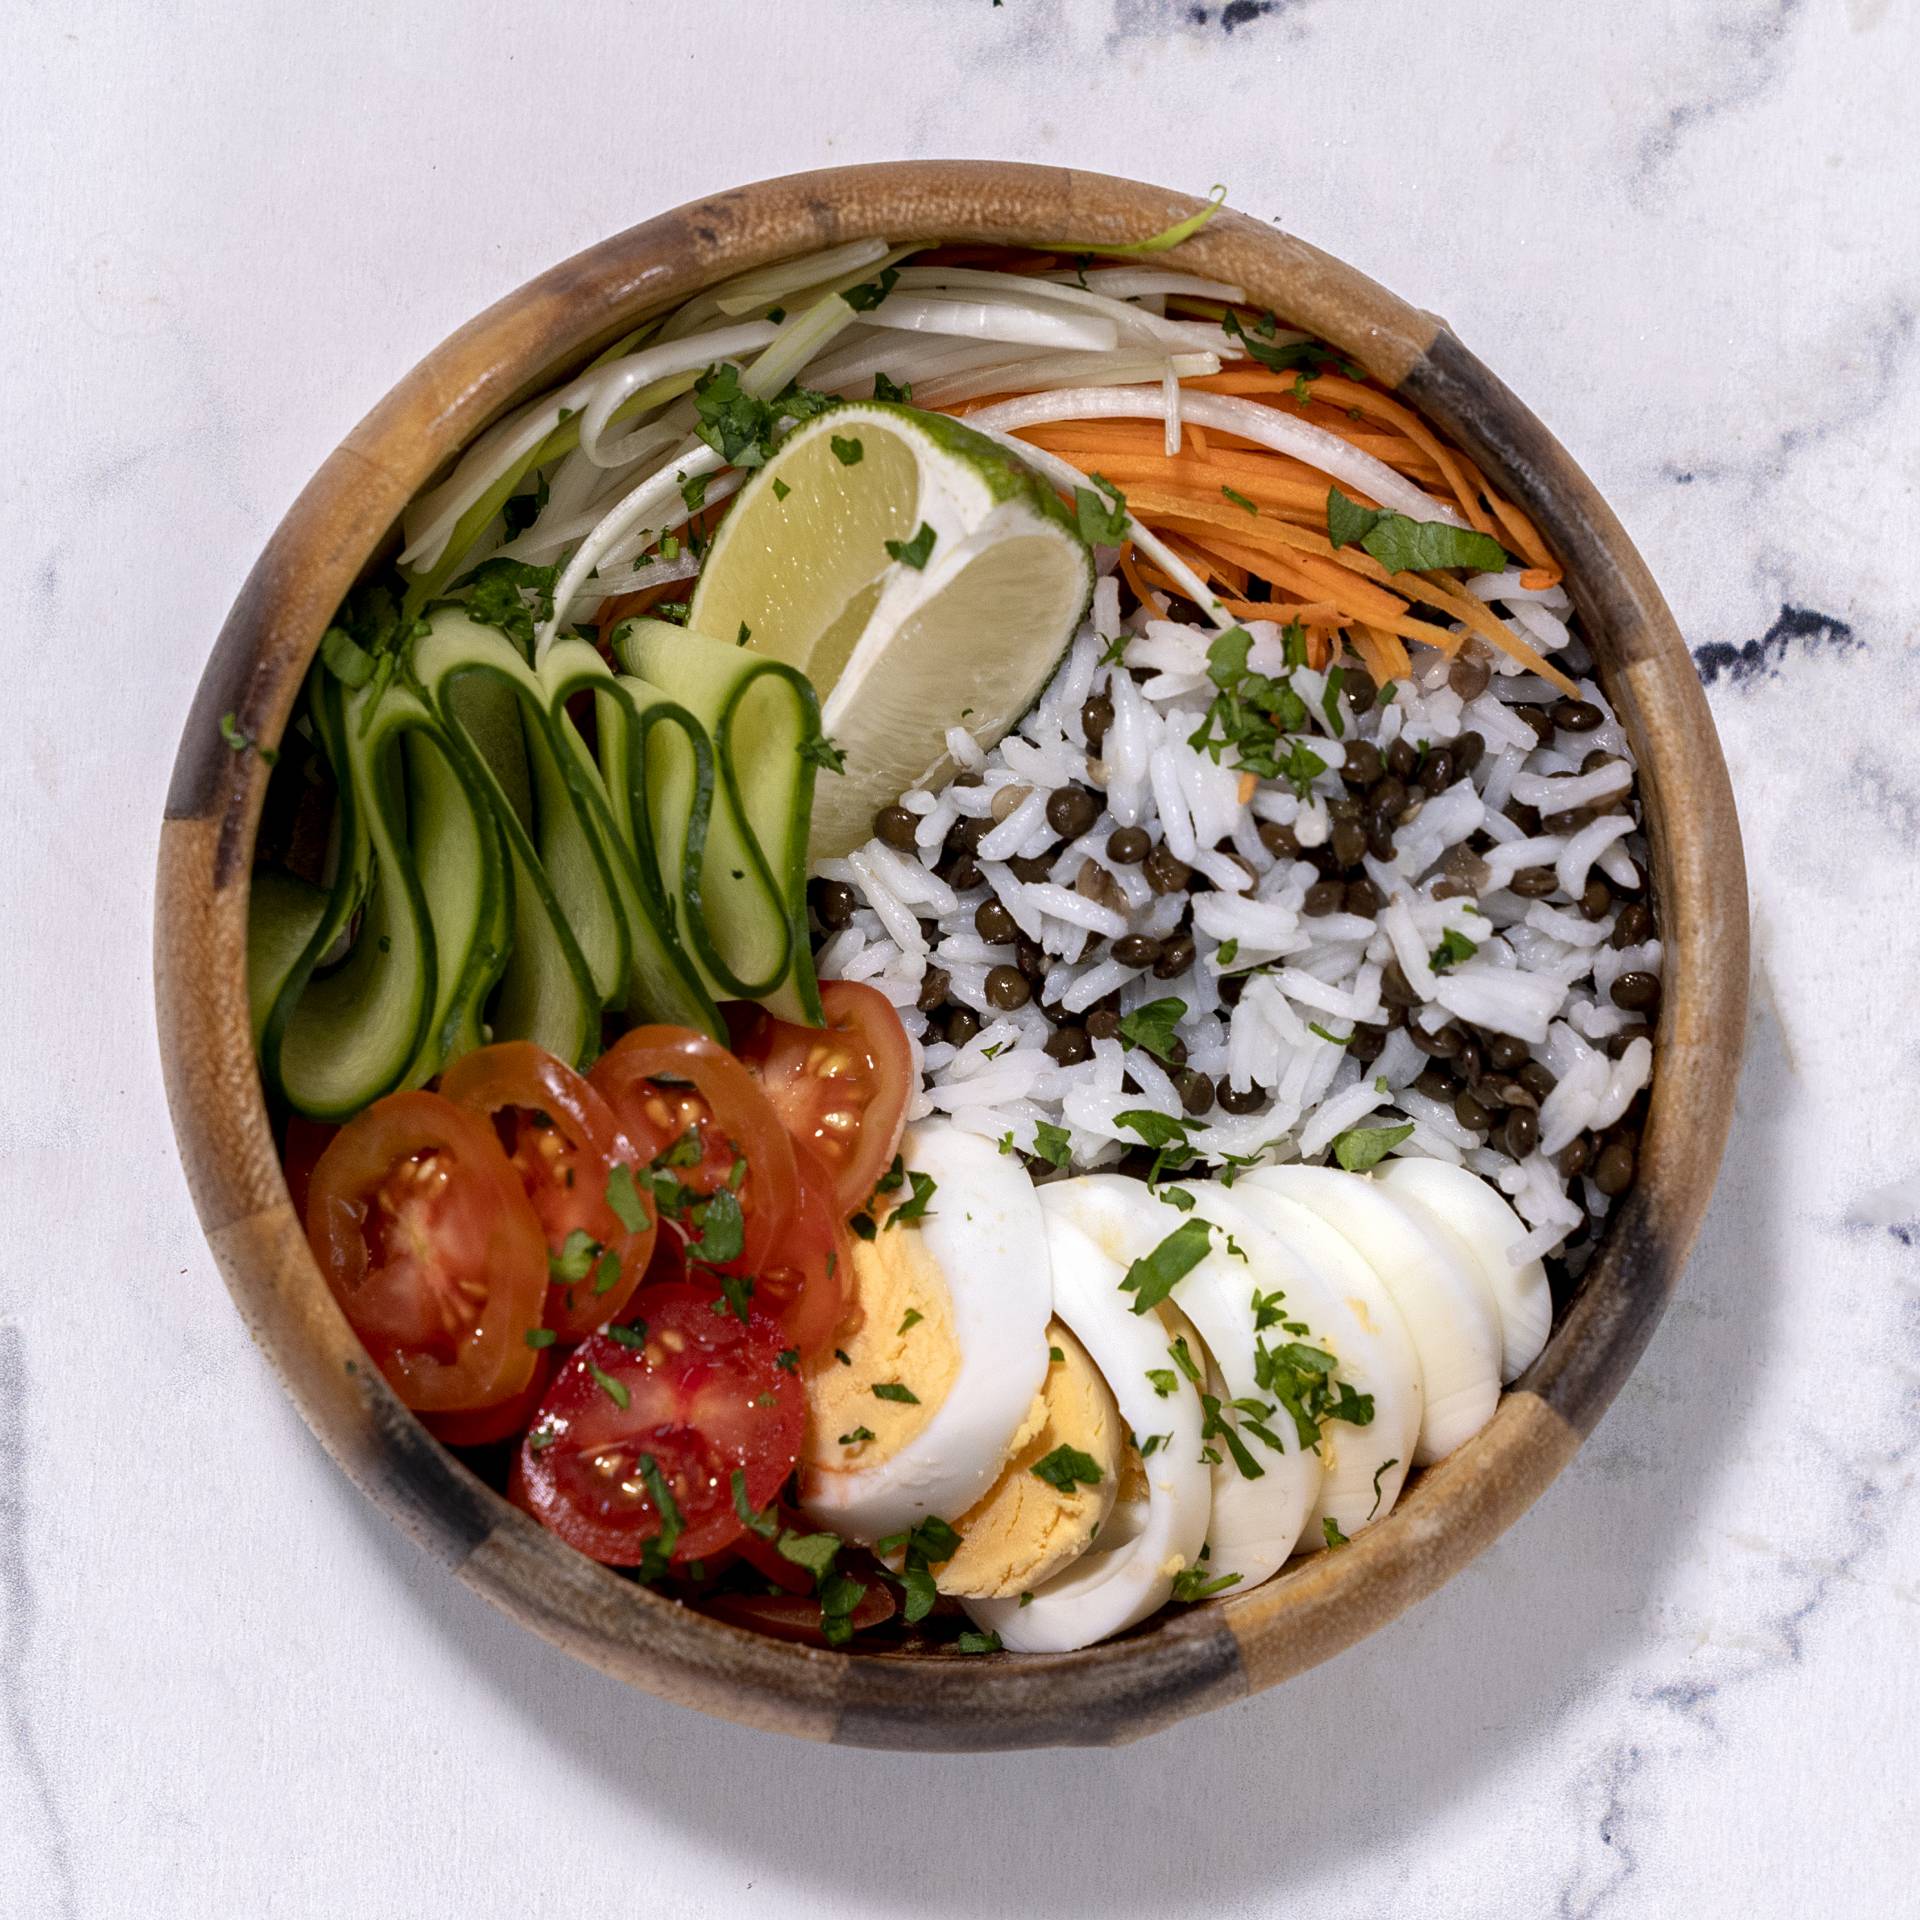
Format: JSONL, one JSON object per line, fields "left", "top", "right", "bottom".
{"left": 154, "top": 162, "right": 1747, "bottom": 1749}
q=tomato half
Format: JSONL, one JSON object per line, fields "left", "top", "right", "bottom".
{"left": 588, "top": 1026, "right": 799, "bottom": 1275}
{"left": 438, "top": 1042, "right": 654, "bottom": 1341}
{"left": 421, "top": 1351, "right": 556, "bottom": 1448}
{"left": 703, "top": 1583, "right": 898, "bottom": 1648}
{"left": 306, "top": 1091, "right": 547, "bottom": 1412}
{"left": 510, "top": 1283, "right": 804, "bottom": 1566}
{"left": 748, "top": 1138, "right": 853, "bottom": 1360}
{"left": 730, "top": 982, "right": 913, "bottom": 1216}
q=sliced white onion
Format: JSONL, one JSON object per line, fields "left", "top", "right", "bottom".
{"left": 574, "top": 324, "right": 776, "bottom": 467}
{"left": 963, "top": 386, "right": 1460, "bottom": 526}
{"left": 859, "top": 295, "right": 1117, "bottom": 353}
{"left": 709, "top": 237, "right": 893, "bottom": 315}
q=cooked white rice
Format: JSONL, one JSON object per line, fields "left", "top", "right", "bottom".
{"left": 815, "top": 574, "right": 1655, "bottom": 1268}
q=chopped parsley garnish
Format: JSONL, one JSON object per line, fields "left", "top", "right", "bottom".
{"left": 591, "top": 1250, "right": 622, "bottom": 1296}
{"left": 819, "top": 1573, "right": 868, "bottom": 1645}
{"left": 1030, "top": 1445, "right": 1104, "bottom": 1494}
{"left": 897, "top": 1308, "right": 924, "bottom": 1336}
{"left": 461, "top": 557, "right": 558, "bottom": 654}
{"left": 547, "top": 1229, "right": 601, "bottom": 1284}
{"left": 872, "top": 1382, "right": 920, "bottom": 1404}
{"left": 1325, "top": 485, "right": 1508, "bottom": 576}
{"left": 1322, "top": 1517, "right": 1351, "bottom": 1549}
{"left": 710, "top": 1271, "right": 754, "bottom": 1322}
{"left": 605, "top": 1162, "right": 649, "bottom": 1233}
{"left": 1074, "top": 472, "right": 1130, "bottom": 545}
{"left": 955, "top": 1630, "right": 1001, "bottom": 1654}
{"left": 1146, "top": 1368, "right": 1179, "bottom": 1398}
{"left": 218, "top": 711, "right": 276, "bottom": 764}
{"left": 1171, "top": 1565, "right": 1243, "bottom": 1603}
{"left": 800, "top": 733, "right": 847, "bottom": 774}
{"left": 884, "top": 521, "right": 937, "bottom": 570}
{"left": 1250, "top": 1287, "right": 1288, "bottom": 1332}
{"left": 524, "top": 1327, "right": 557, "bottom": 1349}
{"left": 679, "top": 470, "right": 709, "bottom": 513}
{"left": 839, "top": 1426, "right": 875, "bottom": 1446}
{"left": 1216, "top": 939, "right": 1240, "bottom": 968}
{"left": 688, "top": 1186, "right": 746, "bottom": 1266}
{"left": 830, "top": 434, "right": 864, "bottom": 466}
{"left": 1221, "top": 484, "right": 1258, "bottom": 515}
{"left": 1031, "top": 1120, "right": 1073, "bottom": 1170}
{"left": 834, "top": 1349, "right": 852, "bottom": 1367}
{"left": 775, "top": 1347, "right": 800, "bottom": 1373}
{"left": 1254, "top": 1336, "right": 1375, "bottom": 1450}
{"left": 1320, "top": 663, "right": 1346, "bottom": 736}
{"left": 1429, "top": 927, "right": 1479, "bottom": 972}
{"left": 1119, "top": 1218, "right": 1214, "bottom": 1314}
{"left": 1166, "top": 1334, "right": 1203, "bottom": 1384}
{"left": 1049, "top": 1345, "right": 1066, "bottom": 1363}
{"left": 1199, "top": 1393, "right": 1264, "bottom": 1480}
{"left": 1308, "top": 1022, "right": 1349, "bottom": 1046}
{"left": 840, "top": 267, "right": 900, "bottom": 312}
{"left": 1113, "top": 1108, "right": 1200, "bottom": 1186}
{"left": 771, "top": 477, "right": 791, "bottom": 501}
{"left": 885, "top": 1169, "right": 937, "bottom": 1228}
{"left": 775, "top": 1529, "right": 841, "bottom": 1580}
{"left": 691, "top": 362, "right": 779, "bottom": 467}
{"left": 1369, "top": 1457, "right": 1400, "bottom": 1521}
{"left": 1220, "top": 308, "right": 1337, "bottom": 375}
{"left": 873, "top": 371, "right": 912, "bottom": 403}
{"left": 1331, "top": 1121, "right": 1415, "bottom": 1172}
{"left": 633, "top": 1454, "right": 683, "bottom": 1578}
{"left": 730, "top": 1468, "right": 780, "bottom": 1540}
{"left": 737, "top": 622, "right": 751, "bottom": 648}
{"left": 873, "top": 1514, "right": 960, "bottom": 1625}
{"left": 1117, "top": 996, "right": 1187, "bottom": 1061}
{"left": 607, "top": 1320, "right": 648, "bottom": 1351}
{"left": 588, "top": 1363, "right": 630, "bottom": 1411}
{"left": 1159, "top": 1185, "right": 1196, "bottom": 1212}
{"left": 1186, "top": 623, "right": 1325, "bottom": 794}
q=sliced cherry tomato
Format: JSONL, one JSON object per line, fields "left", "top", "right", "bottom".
{"left": 306, "top": 1091, "right": 546, "bottom": 1412}
{"left": 421, "top": 1351, "right": 555, "bottom": 1448}
{"left": 703, "top": 1582, "right": 898, "bottom": 1648}
{"left": 729, "top": 981, "right": 913, "bottom": 1217}
{"left": 746, "top": 1138, "right": 853, "bottom": 1360}
{"left": 281, "top": 1115, "right": 339, "bottom": 1222}
{"left": 589, "top": 1026, "right": 799, "bottom": 1276}
{"left": 510, "top": 1283, "right": 804, "bottom": 1566}
{"left": 438, "top": 1042, "right": 654, "bottom": 1341}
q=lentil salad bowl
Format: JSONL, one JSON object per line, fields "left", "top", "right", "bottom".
{"left": 155, "top": 162, "right": 1746, "bottom": 1748}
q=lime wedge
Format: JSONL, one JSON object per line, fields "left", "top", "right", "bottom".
{"left": 688, "top": 402, "right": 1092, "bottom": 857}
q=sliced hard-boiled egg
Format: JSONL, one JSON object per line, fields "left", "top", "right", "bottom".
{"left": 963, "top": 1209, "right": 1211, "bottom": 1653}
{"left": 1240, "top": 1166, "right": 1502, "bottom": 1466}
{"left": 936, "top": 1319, "right": 1121, "bottom": 1600}
{"left": 799, "top": 1121, "right": 1051, "bottom": 1541}
{"left": 1194, "top": 1182, "right": 1423, "bottom": 1542}
{"left": 1378, "top": 1157, "right": 1551, "bottom": 1382}
{"left": 1033, "top": 1175, "right": 1322, "bottom": 1586}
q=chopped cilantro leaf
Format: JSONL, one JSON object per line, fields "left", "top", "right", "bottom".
{"left": 1221, "top": 484, "right": 1258, "bottom": 515}
{"left": 955, "top": 1630, "right": 1001, "bottom": 1654}
{"left": 1119, "top": 1218, "right": 1214, "bottom": 1314}
{"left": 691, "top": 362, "right": 779, "bottom": 468}
{"left": 1331, "top": 1122, "right": 1415, "bottom": 1172}
{"left": 776, "top": 1347, "right": 799, "bottom": 1373}
{"left": 800, "top": 733, "right": 846, "bottom": 774}
{"left": 884, "top": 521, "right": 937, "bottom": 570}
{"left": 1030, "top": 1445, "right": 1104, "bottom": 1493}
{"left": 897, "top": 1308, "right": 924, "bottom": 1336}
{"left": 1430, "top": 927, "right": 1478, "bottom": 972}
{"left": 873, "top": 371, "right": 912, "bottom": 403}
{"left": 1074, "top": 472, "right": 1130, "bottom": 545}
{"left": 1325, "top": 485, "right": 1508, "bottom": 575}
{"left": 839, "top": 1426, "right": 875, "bottom": 1446}
{"left": 524, "top": 1327, "right": 557, "bottom": 1349}
{"left": 886, "top": 1169, "right": 937, "bottom": 1228}
{"left": 840, "top": 267, "right": 900, "bottom": 312}
{"left": 1369, "top": 1456, "right": 1400, "bottom": 1521}
{"left": 1171, "top": 1565, "right": 1244, "bottom": 1603}
{"left": 547, "top": 1228, "right": 601, "bottom": 1284}
{"left": 771, "top": 477, "right": 791, "bottom": 501}
{"left": 1323, "top": 1517, "right": 1351, "bottom": 1549}
{"left": 1117, "top": 997, "right": 1187, "bottom": 1061}
{"left": 1031, "top": 1120, "right": 1073, "bottom": 1170}
{"left": 872, "top": 1382, "right": 920, "bottom": 1404}
{"left": 731, "top": 1468, "right": 779, "bottom": 1540}
{"left": 830, "top": 434, "right": 864, "bottom": 466}
{"left": 1159, "top": 1185, "right": 1196, "bottom": 1213}
{"left": 1146, "top": 1367, "right": 1179, "bottom": 1398}
{"left": 776, "top": 1529, "right": 841, "bottom": 1581}
{"left": 605, "top": 1162, "right": 649, "bottom": 1233}
{"left": 588, "top": 1363, "right": 631, "bottom": 1411}
{"left": 679, "top": 470, "right": 709, "bottom": 513}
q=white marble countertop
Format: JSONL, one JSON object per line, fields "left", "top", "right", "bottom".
{"left": 4, "top": 2, "right": 1916, "bottom": 1914}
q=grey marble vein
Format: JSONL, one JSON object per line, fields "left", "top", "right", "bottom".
{"left": 0, "top": 1327, "right": 76, "bottom": 1920}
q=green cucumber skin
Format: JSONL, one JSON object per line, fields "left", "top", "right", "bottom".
{"left": 535, "top": 640, "right": 725, "bottom": 1041}
{"left": 259, "top": 675, "right": 438, "bottom": 1122}
{"left": 615, "top": 619, "right": 825, "bottom": 1025}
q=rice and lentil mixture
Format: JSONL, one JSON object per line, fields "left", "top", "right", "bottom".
{"left": 809, "top": 569, "right": 1658, "bottom": 1280}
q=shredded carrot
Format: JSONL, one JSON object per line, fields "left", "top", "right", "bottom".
{"left": 1518, "top": 565, "right": 1559, "bottom": 591}
{"left": 1117, "top": 543, "right": 1165, "bottom": 613}
{"left": 1236, "top": 771, "right": 1258, "bottom": 805}
{"left": 1186, "top": 422, "right": 1212, "bottom": 458}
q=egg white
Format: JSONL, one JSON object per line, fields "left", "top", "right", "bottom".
{"left": 1194, "top": 1182, "right": 1423, "bottom": 1541}
{"left": 1378, "top": 1157, "right": 1551, "bottom": 1382}
{"left": 1240, "top": 1166, "right": 1502, "bottom": 1466}
{"left": 964, "top": 1207, "right": 1211, "bottom": 1654}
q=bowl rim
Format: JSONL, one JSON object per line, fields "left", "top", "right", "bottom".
{"left": 154, "top": 160, "right": 1748, "bottom": 1751}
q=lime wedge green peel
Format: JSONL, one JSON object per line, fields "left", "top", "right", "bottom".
{"left": 688, "top": 402, "right": 1093, "bottom": 859}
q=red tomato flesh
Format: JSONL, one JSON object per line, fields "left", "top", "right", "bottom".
{"left": 510, "top": 1283, "right": 804, "bottom": 1566}
{"left": 306, "top": 1091, "right": 547, "bottom": 1412}
{"left": 438, "top": 1042, "right": 653, "bottom": 1341}
{"left": 730, "top": 981, "right": 913, "bottom": 1217}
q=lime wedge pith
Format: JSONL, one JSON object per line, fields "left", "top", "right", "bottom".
{"left": 688, "top": 402, "right": 1092, "bottom": 858}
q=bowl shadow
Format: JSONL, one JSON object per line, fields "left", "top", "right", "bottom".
{"left": 329, "top": 1006, "right": 1788, "bottom": 1916}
